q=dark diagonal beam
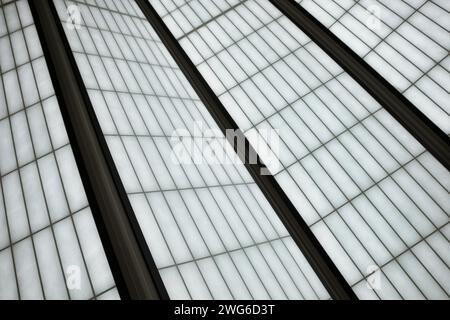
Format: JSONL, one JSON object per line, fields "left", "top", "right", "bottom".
{"left": 28, "top": 0, "right": 169, "bottom": 300}
{"left": 270, "top": 0, "right": 450, "bottom": 171}
{"left": 136, "top": 0, "right": 357, "bottom": 300}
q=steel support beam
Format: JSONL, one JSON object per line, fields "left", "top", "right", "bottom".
{"left": 29, "top": 0, "right": 169, "bottom": 300}
{"left": 136, "top": 0, "right": 357, "bottom": 300}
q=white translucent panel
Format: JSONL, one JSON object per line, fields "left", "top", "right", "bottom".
{"left": 355, "top": 268, "right": 402, "bottom": 300}
{"left": 10, "top": 111, "right": 34, "bottom": 167}
{"left": 0, "top": 0, "right": 116, "bottom": 300}
{"left": 105, "top": 136, "right": 141, "bottom": 193}
{"left": 154, "top": 137, "right": 196, "bottom": 188}
{"left": 130, "top": 193, "right": 174, "bottom": 268}
{"left": 237, "top": 185, "right": 285, "bottom": 238}
{"left": 178, "top": 262, "right": 213, "bottom": 299}
{"left": 430, "top": 228, "right": 450, "bottom": 263}
{"left": 13, "top": 238, "right": 43, "bottom": 299}
{"left": 0, "top": 8, "right": 5, "bottom": 37}
{"left": 3, "top": 171, "right": 29, "bottom": 243}
{"left": 258, "top": 243, "right": 303, "bottom": 299}
{"left": 338, "top": 203, "right": 392, "bottom": 266}
{"left": 53, "top": 217, "right": 94, "bottom": 300}
{"left": 282, "top": 237, "right": 330, "bottom": 299}
{"left": 159, "top": 266, "right": 191, "bottom": 299}
{"left": 229, "top": 249, "right": 270, "bottom": 300}
{"left": 0, "top": 35, "right": 14, "bottom": 72}
{"left": 383, "top": 260, "right": 425, "bottom": 299}
{"left": 301, "top": 155, "right": 347, "bottom": 209}
{"left": 366, "top": 185, "right": 421, "bottom": 247}
{"left": 55, "top": 146, "right": 89, "bottom": 213}
{"left": 103, "top": 93, "right": 133, "bottom": 134}
{"left": 392, "top": 169, "right": 448, "bottom": 227}
{"left": 72, "top": 208, "right": 116, "bottom": 296}
{"left": 412, "top": 241, "right": 450, "bottom": 294}
{"left": 20, "top": 163, "right": 50, "bottom": 233}
{"left": 197, "top": 257, "right": 234, "bottom": 300}
{"left": 122, "top": 137, "right": 159, "bottom": 191}
{"left": 276, "top": 169, "right": 320, "bottom": 226}
{"left": 352, "top": 281, "right": 379, "bottom": 300}
{"left": 146, "top": 191, "right": 193, "bottom": 264}
{"left": 312, "top": 220, "right": 362, "bottom": 285}
{"left": 32, "top": 57, "right": 54, "bottom": 100}
{"left": 210, "top": 187, "right": 255, "bottom": 247}
{"left": 3, "top": 70, "right": 23, "bottom": 114}
{"left": 398, "top": 250, "right": 447, "bottom": 299}
{"left": 0, "top": 118, "right": 16, "bottom": 175}
{"left": 296, "top": 0, "right": 450, "bottom": 135}
{"left": 378, "top": 177, "right": 435, "bottom": 237}
{"left": 0, "top": 182, "right": 9, "bottom": 250}
{"left": 10, "top": 29, "right": 28, "bottom": 66}
{"left": 26, "top": 104, "right": 53, "bottom": 158}
{"left": 352, "top": 194, "right": 407, "bottom": 257}
{"left": 88, "top": 90, "right": 117, "bottom": 135}
{"left": 180, "top": 191, "right": 226, "bottom": 254}
{"left": 213, "top": 253, "right": 252, "bottom": 299}
{"left": 152, "top": 0, "right": 450, "bottom": 299}
{"left": 225, "top": 187, "right": 267, "bottom": 243}
{"left": 33, "top": 228, "right": 69, "bottom": 299}
{"left": 245, "top": 245, "right": 287, "bottom": 299}
{"left": 3, "top": 1, "right": 20, "bottom": 32}
{"left": 324, "top": 213, "right": 377, "bottom": 278}
{"left": 23, "top": 26, "right": 42, "bottom": 60}
{"left": 96, "top": 288, "right": 120, "bottom": 300}
{"left": 195, "top": 188, "right": 241, "bottom": 252}
{"left": 0, "top": 249, "right": 18, "bottom": 299}
{"left": 18, "top": 64, "right": 39, "bottom": 106}
{"left": 165, "top": 190, "right": 211, "bottom": 259}
{"left": 0, "top": 78, "right": 6, "bottom": 119}
{"left": 37, "top": 153, "right": 70, "bottom": 222}
{"left": 55, "top": 0, "right": 329, "bottom": 300}
{"left": 42, "top": 96, "right": 69, "bottom": 149}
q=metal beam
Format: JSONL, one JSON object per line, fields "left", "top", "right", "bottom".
{"left": 28, "top": 0, "right": 169, "bottom": 300}
{"left": 270, "top": 0, "right": 450, "bottom": 171}
{"left": 135, "top": 0, "right": 357, "bottom": 300}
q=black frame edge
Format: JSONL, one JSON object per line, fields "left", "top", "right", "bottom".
{"left": 135, "top": 0, "right": 357, "bottom": 300}
{"left": 28, "top": 0, "right": 169, "bottom": 300}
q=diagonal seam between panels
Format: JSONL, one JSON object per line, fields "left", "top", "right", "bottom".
{"left": 135, "top": 0, "right": 357, "bottom": 300}
{"left": 176, "top": 0, "right": 248, "bottom": 41}
{"left": 27, "top": 0, "right": 169, "bottom": 300}
{"left": 270, "top": 0, "right": 450, "bottom": 172}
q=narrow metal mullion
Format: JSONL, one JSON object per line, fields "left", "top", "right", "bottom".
{"left": 135, "top": 0, "right": 357, "bottom": 300}
{"left": 28, "top": 0, "right": 169, "bottom": 300}
{"left": 269, "top": 0, "right": 450, "bottom": 172}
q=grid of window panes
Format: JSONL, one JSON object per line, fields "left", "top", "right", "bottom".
{"left": 295, "top": 0, "right": 450, "bottom": 135}
{"left": 0, "top": 0, "right": 117, "bottom": 300}
{"left": 53, "top": 0, "right": 329, "bottom": 300}
{"left": 151, "top": 0, "right": 450, "bottom": 299}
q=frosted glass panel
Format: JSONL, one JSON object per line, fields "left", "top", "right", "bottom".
{"left": 53, "top": 0, "right": 329, "bottom": 300}
{"left": 295, "top": 0, "right": 450, "bottom": 135}
{"left": 151, "top": 0, "right": 450, "bottom": 300}
{"left": 0, "top": 0, "right": 116, "bottom": 300}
